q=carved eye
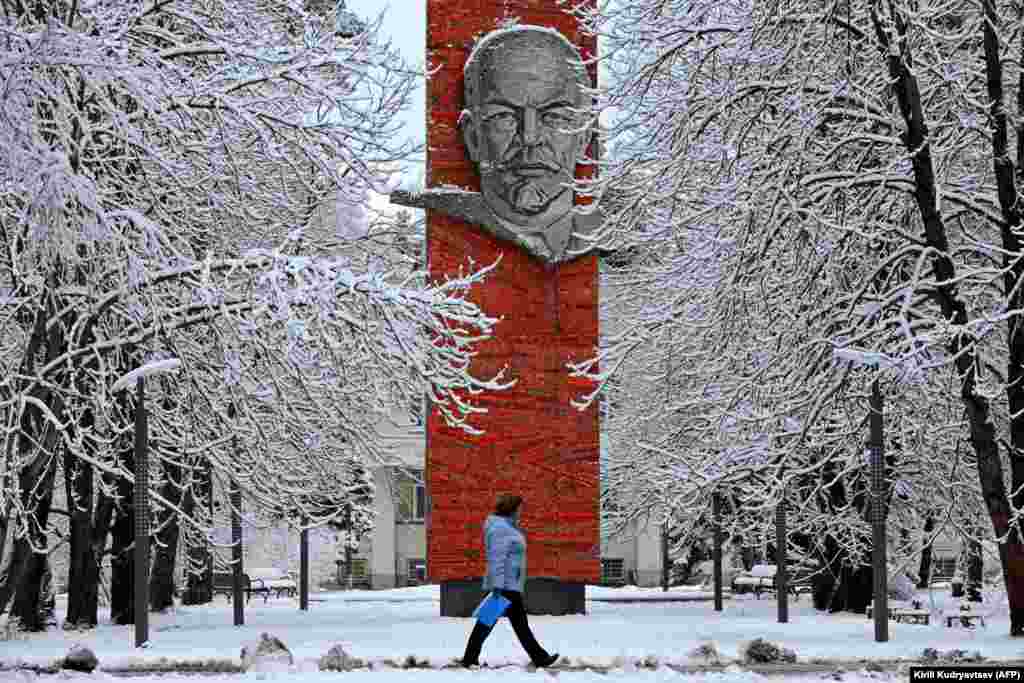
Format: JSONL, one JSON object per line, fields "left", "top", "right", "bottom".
{"left": 485, "top": 111, "right": 517, "bottom": 132}
{"left": 541, "top": 109, "right": 574, "bottom": 128}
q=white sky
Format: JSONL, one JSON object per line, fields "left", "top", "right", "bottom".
{"left": 347, "top": 0, "right": 427, "bottom": 158}
{"left": 344, "top": 1, "right": 427, "bottom": 215}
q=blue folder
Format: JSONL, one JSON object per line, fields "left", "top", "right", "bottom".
{"left": 472, "top": 593, "right": 511, "bottom": 626}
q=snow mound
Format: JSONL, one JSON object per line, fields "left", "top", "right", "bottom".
{"left": 240, "top": 632, "right": 293, "bottom": 673}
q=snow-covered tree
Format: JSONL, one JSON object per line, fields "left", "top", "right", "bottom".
{"left": 0, "top": 0, "right": 507, "bottom": 629}
{"left": 575, "top": 0, "right": 1024, "bottom": 631}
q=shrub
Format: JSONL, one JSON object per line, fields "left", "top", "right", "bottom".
{"left": 743, "top": 638, "right": 797, "bottom": 664}
{"left": 688, "top": 642, "right": 721, "bottom": 664}
{"left": 921, "top": 648, "right": 984, "bottom": 664}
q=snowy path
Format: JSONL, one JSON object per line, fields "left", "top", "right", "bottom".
{"left": 1, "top": 585, "right": 1020, "bottom": 681}
{"left": 2, "top": 670, "right": 916, "bottom": 683}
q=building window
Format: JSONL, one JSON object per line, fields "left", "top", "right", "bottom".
{"left": 415, "top": 483, "right": 426, "bottom": 520}
{"left": 349, "top": 558, "right": 368, "bottom": 579}
{"left": 336, "top": 557, "right": 369, "bottom": 588}
{"left": 407, "top": 559, "right": 427, "bottom": 586}
{"left": 601, "top": 558, "right": 625, "bottom": 585}
{"left": 932, "top": 557, "right": 957, "bottom": 581}
{"left": 397, "top": 471, "right": 426, "bottom": 522}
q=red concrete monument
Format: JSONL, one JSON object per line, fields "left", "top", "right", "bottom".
{"left": 393, "top": 0, "right": 599, "bottom": 616}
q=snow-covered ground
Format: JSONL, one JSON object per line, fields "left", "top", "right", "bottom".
{"left": 0, "top": 670, "right": 936, "bottom": 683}
{"left": 2, "top": 584, "right": 1022, "bottom": 681}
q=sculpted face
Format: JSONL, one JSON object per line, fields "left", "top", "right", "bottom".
{"left": 464, "top": 31, "right": 588, "bottom": 228}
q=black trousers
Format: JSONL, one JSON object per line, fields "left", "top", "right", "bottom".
{"left": 462, "top": 589, "right": 549, "bottom": 665}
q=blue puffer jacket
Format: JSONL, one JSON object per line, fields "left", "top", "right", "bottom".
{"left": 481, "top": 514, "right": 526, "bottom": 593}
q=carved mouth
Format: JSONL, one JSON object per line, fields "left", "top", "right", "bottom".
{"left": 511, "top": 164, "right": 558, "bottom": 177}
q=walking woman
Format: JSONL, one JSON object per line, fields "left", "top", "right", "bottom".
{"left": 458, "top": 494, "right": 559, "bottom": 668}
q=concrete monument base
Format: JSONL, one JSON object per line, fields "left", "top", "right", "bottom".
{"left": 440, "top": 578, "right": 587, "bottom": 617}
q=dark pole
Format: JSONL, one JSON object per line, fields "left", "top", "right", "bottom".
{"left": 133, "top": 377, "right": 149, "bottom": 647}
{"left": 231, "top": 474, "right": 244, "bottom": 626}
{"left": 206, "top": 459, "right": 214, "bottom": 603}
{"left": 870, "top": 377, "right": 888, "bottom": 642}
{"left": 344, "top": 504, "right": 353, "bottom": 588}
{"left": 300, "top": 518, "right": 309, "bottom": 611}
{"left": 776, "top": 492, "right": 788, "bottom": 623}
{"left": 712, "top": 491, "right": 723, "bottom": 611}
{"left": 661, "top": 521, "right": 669, "bottom": 592}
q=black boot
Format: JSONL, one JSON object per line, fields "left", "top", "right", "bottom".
{"left": 535, "top": 653, "right": 560, "bottom": 668}
{"left": 461, "top": 621, "right": 493, "bottom": 667}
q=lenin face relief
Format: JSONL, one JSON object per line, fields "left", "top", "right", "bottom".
{"left": 460, "top": 28, "right": 592, "bottom": 260}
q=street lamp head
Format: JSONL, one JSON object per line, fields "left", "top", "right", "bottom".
{"left": 111, "top": 358, "right": 182, "bottom": 393}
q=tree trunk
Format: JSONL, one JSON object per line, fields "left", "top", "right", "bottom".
{"left": 109, "top": 509, "right": 133, "bottom": 624}
{"left": 8, "top": 551, "right": 50, "bottom": 632}
{"left": 843, "top": 564, "right": 874, "bottom": 613}
{"left": 740, "top": 544, "right": 756, "bottom": 571}
{"left": 812, "top": 535, "right": 873, "bottom": 614}
{"left": 91, "top": 485, "right": 116, "bottom": 607}
{"left": 181, "top": 460, "right": 212, "bottom": 605}
{"left": 181, "top": 524, "right": 212, "bottom": 604}
{"left": 0, "top": 503, "right": 9, "bottom": 586}
{"left": 109, "top": 466, "right": 136, "bottom": 625}
{"left": 150, "top": 460, "right": 184, "bottom": 612}
{"left": 148, "top": 519, "right": 179, "bottom": 612}
{"left": 966, "top": 536, "right": 984, "bottom": 602}
{"left": 7, "top": 449, "right": 58, "bottom": 631}
{"left": 182, "top": 462, "right": 211, "bottom": 606}
{"left": 812, "top": 536, "right": 839, "bottom": 611}
{"left": 64, "top": 455, "right": 99, "bottom": 628}
{"left": 675, "top": 540, "right": 708, "bottom": 585}
{"left": 917, "top": 516, "right": 936, "bottom": 589}
{"left": 876, "top": 0, "right": 1024, "bottom": 635}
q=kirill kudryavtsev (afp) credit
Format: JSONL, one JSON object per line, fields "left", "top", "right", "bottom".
{"left": 910, "top": 668, "right": 1024, "bottom": 681}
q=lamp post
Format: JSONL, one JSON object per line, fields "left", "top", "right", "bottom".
{"left": 833, "top": 348, "right": 890, "bottom": 643}
{"left": 712, "top": 491, "right": 723, "bottom": 612}
{"left": 661, "top": 520, "right": 670, "bottom": 592}
{"left": 111, "top": 358, "right": 182, "bottom": 648}
{"left": 776, "top": 489, "right": 788, "bottom": 624}
{"left": 300, "top": 517, "right": 309, "bottom": 611}
{"left": 869, "top": 378, "right": 888, "bottom": 643}
{"left": 231, "top": 475, "right": 244, "bottom": 626}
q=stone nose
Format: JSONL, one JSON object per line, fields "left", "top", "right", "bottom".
{"left": 519, "top": 108, "right": 540, "bottom": 146}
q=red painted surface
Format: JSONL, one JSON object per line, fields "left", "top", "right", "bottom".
{"left": 425, "top": 0, "right": 599, "bottom": 584}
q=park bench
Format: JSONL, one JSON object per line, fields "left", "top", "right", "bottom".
{"left": 943, "top": 609, "right": 986, "bottom": 628}
{"left": 866, "top": 599, "right": 916, "bottom": 619}
{"left": 926, "top": 570, "right": 956, "bottom": 590}
{"left": 212, "top": 571, "right": 270, "bottom": 603}
{"left": 866, "top": 600, "right": 908, "bottom": 619}
{"left": 866, "top": 600, "right": 930, "bottom": 624}
{"left": 247, "top": 567, "right": 298, "bottom": 599}
{"left": 732, "top": 564, "right": 777, "bottom": 597}
{"left": 892, "top": 609, "right": 930, "bottom": 625}
{"left": 731, "top": 563, "right": 817, "bottom": 599}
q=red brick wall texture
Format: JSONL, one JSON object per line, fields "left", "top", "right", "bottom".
{"left": 425, "top": 0, "right": 600, "bottom": 584}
